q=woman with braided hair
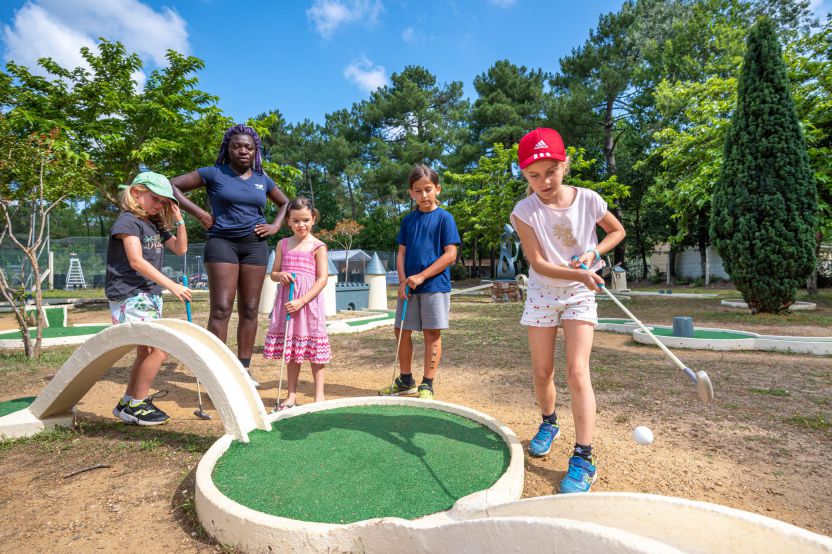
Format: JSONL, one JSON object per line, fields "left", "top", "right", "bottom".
{"left": 172, "top": 124, "right": 289, "bottom": 387}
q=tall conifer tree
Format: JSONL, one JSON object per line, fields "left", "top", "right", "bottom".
{"left": 711, "top": 18, "right": 817, "bottom": 313}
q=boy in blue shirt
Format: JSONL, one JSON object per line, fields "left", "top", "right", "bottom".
{"left": 380, "top": 164, "right": 460, "bottom": 400}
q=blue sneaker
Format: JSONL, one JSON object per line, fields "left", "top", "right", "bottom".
{"left": 527, "top": 421, "right": 560, "bottom": 457}
{"left": 558, "top": 455, "right": 598, "bottom": 493}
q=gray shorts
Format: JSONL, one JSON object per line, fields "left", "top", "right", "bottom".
{"left": 395, "top": 292, "right": 451, "bottom": 331}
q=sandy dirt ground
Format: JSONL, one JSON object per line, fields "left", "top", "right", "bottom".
{"left": 0, "top": 287, "right": 830, "bottom": 552}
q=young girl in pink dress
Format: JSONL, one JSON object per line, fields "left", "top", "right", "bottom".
{"left": 263, "top": 197, "right": 331, "bottom": 409}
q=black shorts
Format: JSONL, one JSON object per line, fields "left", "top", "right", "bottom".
{"left": 204, "top": 233, "right": 269, "bottom": 266}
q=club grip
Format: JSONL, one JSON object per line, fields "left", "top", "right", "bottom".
{"left": 286, "top": 272, "right": 296, "bottom": 321}
{"left": 401, "top": 285, "right": 411, "bottom": 322}
{"left": 182, "top": 275, "right": 192, "bottom": 322}
{"left": 573, "top": 257, "right": 605, "bottom": 288}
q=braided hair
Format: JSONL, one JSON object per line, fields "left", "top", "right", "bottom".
{"left": 215, "top": 124, "right": 263, "bottom": 174}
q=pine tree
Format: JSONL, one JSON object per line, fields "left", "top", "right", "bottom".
{"left": 711, "top": 18, "right": 817, "bottom": 313}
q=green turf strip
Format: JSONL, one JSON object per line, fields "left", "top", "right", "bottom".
{"left": 598, "top": 318, "right": 633, "bottom": 324}
{"left": 345, "top": 312, "right": 394, "bottom": 326}
{"left": 0, "top": 325, "right": 109, "bottom": 340}
{"left": 649, "top": 327, "right": 755, "bottom": 340}
{"left": 212, "top": 405, "right": 510, "bottom": 524}
{"left": 0, "top": 396, "right": 36, "bottom": 417}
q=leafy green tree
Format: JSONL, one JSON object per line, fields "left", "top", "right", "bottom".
{"left": 711, "top": 18, "right": 817, "bottom": 313}
{"left": 468, "top": 60, "right": 547, "bottom": 161}
{"left": 360, "top": 66, "right": 470, "bottom": 207}
{"left": 0, "top": 119, "right": 95, "bottom": 358}
{"left": 0, "top": 40, "right": 227, "bottom": 205}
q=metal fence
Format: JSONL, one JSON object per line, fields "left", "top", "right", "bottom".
{"left": 1, "top": 237, "right": 396, "bottom": 290}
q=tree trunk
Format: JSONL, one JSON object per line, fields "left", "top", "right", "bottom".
{"left": 806, "top": 231, "right": 821, "bottom": 295}
{"left": 490, "top": 246, "right": 496, "bottom": 279}
{"left": 667, "top": 246, "right": 676, "bottom": 285}
{"left": 603, "top": 97, "right": 626, "bottom": 267}
{"left": 345, "top": 175, "right": 356, "bottom": 219}
{"left": 473, "top": 235, "right": 479, "bottom": 278}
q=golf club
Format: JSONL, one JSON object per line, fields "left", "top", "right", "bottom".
{"left": 388, "top": 285, "right": 411, "bottom": 395}
{"left": 273, "top": 274, "right": 296, "bottom": 412}
{"left": 576, "top": 259, "right": 714, "bottom": 403}
{"left": 183, "top": 276, "right": 211, "bottom": 420}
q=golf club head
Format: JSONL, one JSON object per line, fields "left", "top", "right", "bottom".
{"left": 194, "top": 409, "right": 212, "bottom": 420}
{"left": 695, "top": 370, "right": 715, "bottom": 403}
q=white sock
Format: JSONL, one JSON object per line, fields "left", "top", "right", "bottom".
{"left": 121, "top": 395, "right": 133, "bottom": 404}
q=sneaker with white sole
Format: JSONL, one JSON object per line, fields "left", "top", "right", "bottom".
{"left": 527, "top": 421, "right": 560, "bottom": 457}
{"left": 119, "top": 391, "right": 170, "bottom": 426}
{"left": 379, "top": 377, "right": 417, "bottom": 396}
{"left": 558, "top": 455, "right": 598, "bottom": 493}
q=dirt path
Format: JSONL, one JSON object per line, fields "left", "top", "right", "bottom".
{"left": 1, "top": 292, "right": 830, "bottom": 553}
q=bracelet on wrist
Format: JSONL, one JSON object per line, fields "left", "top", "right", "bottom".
{"left": 586, "top": 248, "right": 601, "bottom": 262}
{"left": 175, "top": 219, "right": 185, "bottom": 226}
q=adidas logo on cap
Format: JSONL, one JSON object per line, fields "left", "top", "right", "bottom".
{"left": 533, "top": 140, "right": 548, "bottom": 150}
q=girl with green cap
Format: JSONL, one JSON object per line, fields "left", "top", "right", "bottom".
{"left": 107, "top": 171, "right": 192, "bottom": 425}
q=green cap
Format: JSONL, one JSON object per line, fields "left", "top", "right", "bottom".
{"left": 120, "top": 171, "right": 178, "bottom": 205}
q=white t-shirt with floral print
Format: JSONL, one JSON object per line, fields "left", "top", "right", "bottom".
{"left": 510, "top": 186, "right": 608, "bottom": 287}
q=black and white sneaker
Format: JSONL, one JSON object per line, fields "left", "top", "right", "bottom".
{"left": 113, "top": 399, "right": 128, "bottom": 420}
{"left": 119, "top": 391, "right": 170, "bottom": 426}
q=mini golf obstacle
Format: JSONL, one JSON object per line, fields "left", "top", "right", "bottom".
{"left": 2, "top": 322, "right": 831, "bottom": 552}
{"left": 0, "top": 304, "right": 110, "bottom": 350}
{"left": 598, "top": 317, "right": 832, "bottom": 356}
{"left": 721, "top": 298, "right": 817, "bottom": 311}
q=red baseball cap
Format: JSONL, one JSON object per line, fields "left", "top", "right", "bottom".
{"left": 517, "top": 128, "right": 566, "bottom": 169}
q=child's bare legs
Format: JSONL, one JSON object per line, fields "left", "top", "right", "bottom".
{"left": 396, "top": 327, "right": 414, "bottom": 375}
{"left": 422, "top": 329, "right": 442, "bottom": 379}
{"left": 125, "top": 345, "right": 168, "bottom": 400}
{"left": 311, "top": 363, "right": 326, "bottom": 402}
{"left": 561, "top": 320, "right": 596, "bottom": 446}
{"left": 528, "top": 326, "right": 558, "bottom": 415}
{"left": 283, "top": 361, "right": 301, "bottom": 406}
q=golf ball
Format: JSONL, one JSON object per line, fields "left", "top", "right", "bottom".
{"left": 633, "top": 426, "right": 654, "bottom": 445}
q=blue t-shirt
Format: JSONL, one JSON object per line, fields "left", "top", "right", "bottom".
{"left": 105, "top": 211, "right": 173, "bottom": 301}
{"left": 197, "top": 165, "right": 276, "bottom": 238}
{"left": 396, "top": 207, "right": 460, "bottom": 294}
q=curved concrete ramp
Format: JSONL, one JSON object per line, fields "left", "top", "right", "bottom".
{"left": 473, "top": 493, "right": 832, "bottom": 553}
{"left": 18, "top": 320, "right": 269, "bottom": 442}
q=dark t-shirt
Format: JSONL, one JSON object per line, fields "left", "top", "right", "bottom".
{"left": 105, "top": 212, "right": 172, "bottom": 301}
{"left": 396, "top": 207, "right": 460, "bottom": 294}
{"left": 197, "top": 165, "right": 277, "bottom": 238}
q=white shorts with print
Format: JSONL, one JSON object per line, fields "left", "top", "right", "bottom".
{"left": 520, "top": 281, "right": 597, "bottom": 327}
{"left": 109, "top": 292, "right": 164, "bottom": 324}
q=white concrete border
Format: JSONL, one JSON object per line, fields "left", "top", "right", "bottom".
{"left": 0, "top": 323, "right": 111, "bottom": 349}
{"left": 195, "top": 396, "right": 525, "bottom": 552}
{"left": 721, "top": 299, "right": 817, "bottom": 311}
{"left": 473, "top": 493, "right": 832, "bottom": 554}
{"left": 326, "top": 311, "right": 395, "bottom": 335}
{"left": 632, "top": 326, "right": 832, "bottom": 355}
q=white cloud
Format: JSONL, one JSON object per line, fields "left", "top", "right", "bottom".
{"left": 307, "top": 0, "right": 383, "bottom": 38}
{"left": 2, "top": 0, "right": 189, "bottom": 84}
{"left": 343, "top": 56, "right": 388, "bottom": 92}
{"left": 487, "top": 0, "right": 516, "bottom": 7}
{"left": 401, "top": 26, "right": 415, "bottom": 43}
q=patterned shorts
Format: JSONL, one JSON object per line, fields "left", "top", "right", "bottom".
{"left": 520, "top": 282, "right": 597, "bottom": 327}
{"left": 109, "top": 293, "right": 163, "bottom": 324}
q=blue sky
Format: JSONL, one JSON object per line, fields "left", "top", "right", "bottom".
{"left": 2, "top": 0, "right": 831, "bottom": 125}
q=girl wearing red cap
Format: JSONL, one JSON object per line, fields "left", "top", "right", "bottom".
{"left": 510, "top": 128, "right": 625, "bottom": 493}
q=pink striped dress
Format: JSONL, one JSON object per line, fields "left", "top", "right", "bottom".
{"left": 263, "top": 238, "right": 331, "bottom": 363}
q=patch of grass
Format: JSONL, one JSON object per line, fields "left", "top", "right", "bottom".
{"left": 139, "top": 438, "right": 162, "bottom": 451}
{"left": 783, "top": 414, "right": 831, "bottom": 431}
{"left": 614, "top": 413, "right": 629, "bottom": 424}
{"left": 750, "top": 387, "right": 790, "bottom": 397}
{"left": 0, "top": 425, "right": 77, "bottom": 450}
{"left": 0, "top": 346, "right": 75, "bottom": 373}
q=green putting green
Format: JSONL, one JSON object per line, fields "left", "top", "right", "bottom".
{"left": 598, "top": 318, "right": 633, "bottom": 324}
{"left": 0, "top": 325, "right": 109, "bottom": 340}
{"left": 650, "top": 327, "right": 755, "bottom": 340}
{"left": 0, "top": 396, "right": 36, "bottom": 417}
{"left": 345, "top": 311, "right": 395, "bottom": 326}
{"left": 212, "top": 405, "right": 510, "bottom": 524}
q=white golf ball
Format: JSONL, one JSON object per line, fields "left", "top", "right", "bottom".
{"left": 632, "top": 426, "right": 654, "bottom": 445}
